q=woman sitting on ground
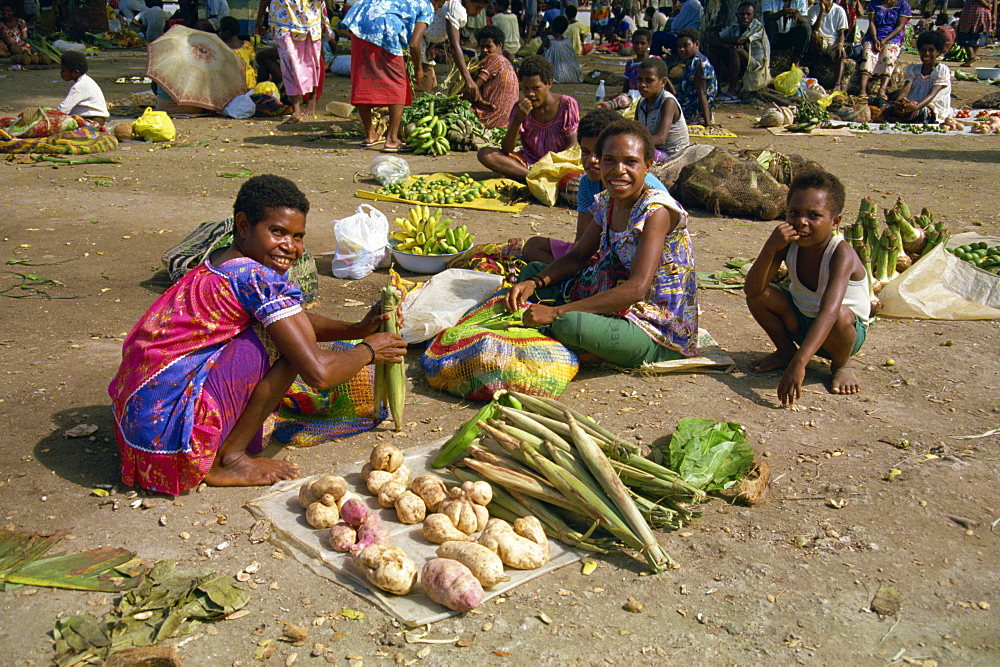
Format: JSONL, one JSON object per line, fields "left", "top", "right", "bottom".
{"left": 109, "top": 175, "right": 407, "bottom": 495}
{"left": 506, "top": 120, "right": 698, "bottom": 369}
{"left": 470, "top": 25, "right": 519, "bottom": 129}
{"left": 219, "top": 16, "right": 258, "bottom": 90}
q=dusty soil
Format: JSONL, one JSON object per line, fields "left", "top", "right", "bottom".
{"left": 1, "top": 48, "right": 999, "bottom": 666}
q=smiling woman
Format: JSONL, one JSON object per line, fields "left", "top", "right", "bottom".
{"left": 108, "top": 175, "right": 407, "bottom": 495}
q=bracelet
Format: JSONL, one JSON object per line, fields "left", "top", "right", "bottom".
{"left": 530, "top": 275, "right": 545, "bottom": 288}
{"left": 358, "top": 341, "right": 376, "bottom": 365}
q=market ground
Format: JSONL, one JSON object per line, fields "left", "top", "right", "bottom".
{"left": 1, "top": 50, "right": 999, "bottom": 665}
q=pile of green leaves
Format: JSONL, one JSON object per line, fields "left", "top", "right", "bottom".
{"left": 696, "top": 257, "right": 752, "bottom": 290}
{"left": 53, "top": 560, "right": 250, "bottom": 665}
{"left": 663, "top": 418, "right": 754, "bottom": 491}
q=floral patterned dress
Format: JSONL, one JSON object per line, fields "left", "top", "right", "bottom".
{"left": 567, "top": 188, "right": 699, "bottom": 356}
{"left": 109, "top": 257, "right": 302, "bottom": 495}
{"left": 677, "top": 53, "right": 717, "bottom": 121}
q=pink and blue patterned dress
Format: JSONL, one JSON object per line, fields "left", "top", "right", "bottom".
{"left": 568, "top": 188, "right": 699, "bottom": 356}
{"left": 109, "top": 257, "right": 302, "bottom": 495}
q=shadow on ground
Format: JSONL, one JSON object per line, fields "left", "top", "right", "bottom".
{"left": 858, "top": 147, "right": 1000, "bottom": 164}
{"left": 34, "top": 405, "right": 121, "bottom": 488}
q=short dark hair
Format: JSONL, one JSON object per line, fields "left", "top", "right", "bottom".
{"left": 737, "top": 1, "right": 755, "bottom": 11}
{"left": 234, "top": 175, "right": 310, "bottom": 226}
{"left": 645, "top": 5, "right": 654, "bottom": 14}
{"left": 146, "top": 0, "right": 163, "bottom": 8}
{"left": 550, "top": 14, "right": 568, "bottom": 34}
{"left": 787, "top": 169, "right": 845, "bottom": 215}
{"left": 566, "top": 4, "right": 577, "bottom": 19}
{"left": 677, "top": 27, "right": 701, "bottom": 44}
{"left": 219, "top": 16, "right": 241, "bottom": 37}
{"left": 638, "top": 56, "right": 669, "bottom": 78}
{"left": 494, "top": 0, "right": 509, "bottom": 10}
{"left": 935, "top": 11, "right": 949, "bottom": 24}
{"left": 60, "top": 50, "right": 88, "bottom": 74}
{"left": 578, "top": 108, "right": 623, "bottom": 140}
{"left": 0, "top": 0, "right": 16, "bottom": 9}
{"left": 477, "top": 24, "right": 505, "bottom": 45}
{"left": 631, "top": 28, "right": 652, "bottom": 43}
{"left": 595, "top": 119, "right": 655, "bottom": 163}
{"left": 518, "top": 54, "right": 554, "bottom": 84}
{"left": 916, "top": 28, "right": 946, "bottom": 52}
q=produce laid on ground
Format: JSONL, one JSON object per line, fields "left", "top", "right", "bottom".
{"left": 948, "top": 241, "right": 1000, "bottom": 275}
{"left": 378, "top": 174, "right": 500, "bottom": 204}
{"left": 785, "top": 99, "right": 830, "bottom": 133}
{"left": 390, "top": 205, "right": 475, "bottom": 255}
{"left": 844, "top": 197, "right": 949, "bottom": 313}
{"left": 401, "top": 94, "right": 494, "bottom": 154}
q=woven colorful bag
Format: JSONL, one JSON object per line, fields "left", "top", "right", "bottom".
{"left": 420, "top": 289, "right": 579, "bottom": 401}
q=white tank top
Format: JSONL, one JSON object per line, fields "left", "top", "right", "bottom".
{"left": 787, "top": 236, "right": 871, "bottom": 324}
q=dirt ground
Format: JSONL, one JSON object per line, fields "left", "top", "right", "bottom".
{"left": 1, "top": 48, "right": 999, "bottom": 666}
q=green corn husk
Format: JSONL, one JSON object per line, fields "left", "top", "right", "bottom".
{"left": 432, "top": 401, "right": 499, "bottom": 467}
{"left": 467, "top": 443, "right": 537, "bottom": 478}
{"left": 462, "top": 459, "right": 583, "bottom": 514}
{"left": 565, "top": 414, "right": 675, "bottom": 572}
{"left": 496, "top": 406, "right": 573, "bottom": 451}
{"left": 380, "top": 284, "right": 405, "bottom": 432}
{"left": 486, "top": 419, "right": 545, "bottom": 448}
{"left": 478, "top": 421, "right": 548, "bottom": 471}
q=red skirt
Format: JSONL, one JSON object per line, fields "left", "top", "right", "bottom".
{"left": 350, "top": 35, "right": 412, "bottom": 107}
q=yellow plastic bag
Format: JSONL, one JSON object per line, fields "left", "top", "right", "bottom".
{"left": 525, "top": 145, "right": 582, "bottom": 207}
{"left": 254, "top": 81, "right": 280, "bottom": 98}
{"left": 773, "top": 65, "right": 804, "bottom": 97}
{"left": 133, "top": 107, "right": 176, "bottom": 142}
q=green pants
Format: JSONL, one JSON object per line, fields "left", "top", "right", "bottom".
{"left": 519, "top": 262, "right": 684, "bottom": 368}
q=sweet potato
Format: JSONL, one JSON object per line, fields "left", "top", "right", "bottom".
{"left": 340, "top": 498, "right": 371, "bottom": 528}
{"left": 436, "top": 541, "right": 509, "bottom": 587}
{"left": 328, "top": 522, "right": 358, "bottom": 552}
{"left": 352, "top": 545, "right": 417, "bottom": 595}
{"left": 370, "top": 442, "right": 404, "bottom": 473}
{"left": 411, "top": 474, "right": 448, "bottom": 513}
{"left": 378, "top": 480, "right": 407, "bottom": 509}
{"left": 422, "top": 513, "right": 475, "bottom": 544}
{"left": 421, "top": 558, "right": 484, "bottom": 611}
{"left": 394, "top": 490, "right": 426, "bottom": 524}
{"left": 477, "top": 516, "right": 550, "bottom": 569}
{"left": 352, "top": 513, "right": 391, "bottom": 552}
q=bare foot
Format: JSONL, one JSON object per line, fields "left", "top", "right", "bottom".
{"left": 280, "top": 114, "right": 304, "bottom": 125}
{"left": 749, "top": 349, "right": 796, "bottom": 373}
{"left": 204, "top": 452, "right": 299, "bottom": 487}
{"left": 830, "top": 365, "right": 860, "bottom": 395}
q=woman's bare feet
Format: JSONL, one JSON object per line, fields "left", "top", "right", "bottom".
{"left": 749, "top": 349, "right": 796, "bottom": 373}
{"left": 205, "top": 452, "right": 299, "bottom": 487}
{"left": 280, "top": 114, "right": 304, "bottom": 125}
{"left": 830, "top": 365, "right": 860, "bottom": 395}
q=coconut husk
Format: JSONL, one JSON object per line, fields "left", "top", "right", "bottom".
{"left": 724, "top": 460, "right": 771, "bottom": 506}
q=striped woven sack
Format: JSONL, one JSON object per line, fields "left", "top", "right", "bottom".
{"left": 420, "top": 289, "right": 578, "bottom": 401}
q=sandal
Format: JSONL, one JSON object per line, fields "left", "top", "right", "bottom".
{"left": 717, "top": 92, "right": 741, "bottom": 103}
{"left": 360, "top": 137, "right": 386, "bottom": 148}
{"left": 381, "top": 145, "right": 413, "bottom": 154}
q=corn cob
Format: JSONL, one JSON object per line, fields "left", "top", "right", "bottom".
{"left": 380, "top": 283, "right": 405, "bottom": 431}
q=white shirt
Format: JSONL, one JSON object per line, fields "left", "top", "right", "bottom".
{"left": 762, "top": 0, "right": 808, "bottom": 34}
{"left": 905, "top": 62, "right": 952, "bottom": 120}
{"left": 650, "top": 10, "right": 668, "bottom": 32}
{"left": 207, "top": 0, "right": 230, "bottom": 19}
{"left": 425, "top": 0, "right": 468, "bottom": 44}
{"left": 138, "top": 7, "right": 169, "bottom": 41}
{"left": 56, "top": 74, "right": 110, "bottom": 118}
{"left": 807, "top": 3, "right": 848, "bottom": 41}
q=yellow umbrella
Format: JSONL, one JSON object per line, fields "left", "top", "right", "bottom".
{"left": 146, "top": 25, "right": 248, "bottom": 113}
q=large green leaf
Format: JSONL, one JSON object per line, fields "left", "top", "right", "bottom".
{"left": 7, "top": 546, "right": 139, "bottom": 592}
{"left": 665, "top": 417, "right": 754, "bottom": 491}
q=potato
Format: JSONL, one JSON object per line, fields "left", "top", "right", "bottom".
{"left": 378, "top": 479, "right": 407, "bottom": 508}
{"left": 298, "top": 481, "right": 320, "bottom": 509}
{"left": 421, "top": 558, "right": 484, "bottom": 611}
{"left": 370, "top": 442, "right": 403, "bottom": 473}
{"left": 411, "top": 474, "right": 448, "bottom": 513}
{"left": 305, "top": 494, "right": 340, "bottom": 529}
{"left": 353, "top": 545, "right": 417, "bottom": 595}
{"left": 422, "top": 513, "right": 474, "bottom": 544}
{"left": 394, "top": 490, "right": 426, "bottom": 525}
{"left": 477, "top": 516, "right": 550, "bottom": 569}
{"left": 436, "top": 541, "right": 508, "bottom": 587}
{"left": 366, "top": 469, "right": 396, "bottom": 494}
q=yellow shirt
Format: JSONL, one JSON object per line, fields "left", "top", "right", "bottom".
{"left": 233, "top": 41, "right": 258, "bottom": 90}
{"left": 566, "top": 20, "right": 585, "bottom": 56}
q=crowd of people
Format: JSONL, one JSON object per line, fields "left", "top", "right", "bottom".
{"left": 3, "top": 0, "right": 994, "bottom": 494}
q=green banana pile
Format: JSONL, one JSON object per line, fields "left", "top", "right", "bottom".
{"left": 407, "top": 101, "right": 451, "bottom": 156}
{"left": 377, "top": 174, "right": 500, "bottom": 204}
{"left": 391, "top": 205, "right": 475, "bottom": 256}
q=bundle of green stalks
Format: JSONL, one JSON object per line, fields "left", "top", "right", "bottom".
{"left": 439, "top": 391, "right": 705, "bottom": 572}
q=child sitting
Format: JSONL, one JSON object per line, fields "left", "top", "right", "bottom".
{"left": 623, "top": 28, "right": 654, "bottom": 93}
{"left": 676, "top": 28, "right": 717, "bottom": 126}
{"left": 541, "top": 15, "right": 583, "bottom": 83}
{"left": 635, "top": 57, "right": 688, "bottom": 161}
{"left": 744, "top": 169, "right": 870, "bottom": 405}
{"left": 882, "top": 30, "right": 952, "bottom": 124}
{"left": 564, "top": 5, "right": 587, "bottom": 56}
{"left": 522, "top": 108, "right": 670, "bottom": 263}
{"left": 491, "top": 0, "right": 521, "bottom": 56}
{"left": 472, "top": 25, "right": 519, "bottom": 129}
{"left": 56, "top": 51, "right": 109, "bottom": 127}
{"left": 477, "top": 55, "right": 580, "bottom": 182}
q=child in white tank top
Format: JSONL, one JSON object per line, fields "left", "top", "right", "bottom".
{"left": 743, "top": 169, "right": 870, "bottom": 406}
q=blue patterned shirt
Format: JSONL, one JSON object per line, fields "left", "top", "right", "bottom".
{"left": 342, "top": 0, "right": 435, "bottom": 56}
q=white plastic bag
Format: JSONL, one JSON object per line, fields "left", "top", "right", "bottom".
{"left": 369, "top": 155, "right": 410, "bottom": 186}
{"left": 331, "top": 54, "right": 352, "bottom": 76}
{"left": 222, "top": 92, "right": 255, "bottom": 119}
{"left": 330, "top": 204, "right": 390, "bottom": 279}
{"left": 399, "top": 269, "right": 505, "bottom": 343}
{"left": 879, "top": 233, "right": 1000, "bottom": 320}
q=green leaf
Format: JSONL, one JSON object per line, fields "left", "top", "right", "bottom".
{"left": 664, "top": 418, "right": 754, "bottom": 491}
{"left": 6, "top": 546, "right": 139, "bottom": 592}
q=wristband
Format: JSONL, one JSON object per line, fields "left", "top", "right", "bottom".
{"left": 358, "top": 341, "right": 376, "bottom": 365}
{"left": 530, "top": 275, "right": 545, "bottom": 288}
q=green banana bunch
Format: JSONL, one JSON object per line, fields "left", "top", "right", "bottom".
{"left": 390, "top": 205, "right": 475, "bottom": 255}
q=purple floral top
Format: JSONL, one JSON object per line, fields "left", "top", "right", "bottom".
{"left": 866, "top": 0, "right": 912, "bottom": 44}
{"left": 514, "top": 94, "right": 580, "bottom": 165}
{"left": 567, "top": 188, "right": 699, "bottom": 356}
